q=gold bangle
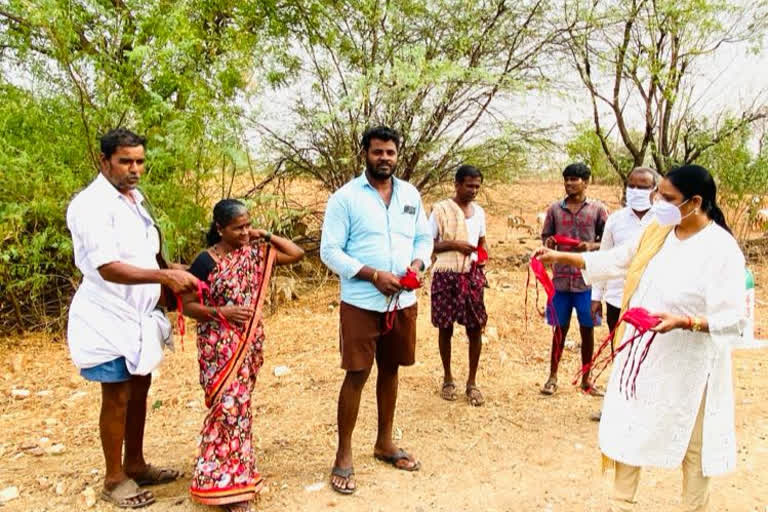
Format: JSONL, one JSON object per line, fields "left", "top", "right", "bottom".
{"left": 692, "top": 316, "right": 702, "bottom": 332}
{"left": 372, "top": 271, "right": 379, "bottom": 283}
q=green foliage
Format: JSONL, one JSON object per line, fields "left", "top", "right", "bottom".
{"left": 0, "top": 86, "right": 90, "bottom": 331}
{"left": 696, "top": 121, "right": 768, "bottom": 243}
{"left": 563, "top": 0, "right": 768, "bottom": 180}
{"left": 260, "top": 0, "right": 560, "bottom": 192}
{"left": 565, "top": 125, "right": 633, "bottom": 184}
{"left": 0, "top": 0, "right": 299, "bottom": 333}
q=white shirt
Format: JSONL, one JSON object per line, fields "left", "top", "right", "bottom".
{"left": 583, "top": 223, "right": 745, "bottom": 476}
{"left": 66, "top": 173, "right": 170, "bottom": 373}
{"left": 429, "top": 203, "right": 486, "bottom": 261}
{"left": 592, "top": 207, "right": 655, "bottom": 308}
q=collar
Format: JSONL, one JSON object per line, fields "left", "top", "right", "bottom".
{"left": 634, "top": 208, "right": 655, "bottom": 225}
{"left": 630, "top": 207, "right": 648, "bottom": 219}
{"left": 94, "top": 172, "right": 144, "bottom": 204}
{"left": 358, "top": 171, "right": 398, "bottom": 191}
{"left": 559, "top": 196, "right": 590, "bottom": 209}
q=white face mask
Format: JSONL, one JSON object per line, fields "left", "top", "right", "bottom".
{"left": 651, "top": 199, "right": 690, "bottom": 226}
{"left": 625, "top": 187, "right": 652, "bottom": 211}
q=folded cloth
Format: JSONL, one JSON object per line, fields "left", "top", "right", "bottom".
{"left": 131, "top": 309, "right": 173, "bottom": 375}
{"left": 68, "top": 278, "right": 171, "bottom": 375}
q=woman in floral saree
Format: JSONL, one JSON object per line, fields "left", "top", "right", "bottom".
{"left": 183, "top": 199, "right": 304, "bottom": 512}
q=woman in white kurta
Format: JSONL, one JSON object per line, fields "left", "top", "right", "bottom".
{"left": 535, "top": 165, "right": 745, "bottom": 511}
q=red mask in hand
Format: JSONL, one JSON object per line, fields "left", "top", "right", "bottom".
{"left": 574, "top": 307, "right": 662, "bottom": 399}
{"left": 529, "top": 257, "right": 555, "bottom": 303}
{"left": 552, "top": 234, "right": 581, "bottom": 248}
{"left": 476, "top": 246, "right": 489, "bottom": 265}
{"left": 526, "top": 256, "right": 564, "bottom": 366}
{"left": 399, "top": 269, "right": 421, "bottom": 290}
{"left": 621, "top": 307, "right": 661, "bottom": 331}
{"left": 382, "top": 269, "right": 422, "bottom": 335}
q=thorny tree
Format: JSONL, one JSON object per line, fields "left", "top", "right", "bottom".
{"left": 258, "top": 0, "right": 567, "bottom": 192}
{"left": 562, "top": 0, "right": 768, "bottom": 182}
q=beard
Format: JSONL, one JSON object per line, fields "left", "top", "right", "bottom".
{"left": 365, "top": 158, "right": 395, "bottom": 180}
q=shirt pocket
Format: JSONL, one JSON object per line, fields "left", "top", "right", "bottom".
{"left": 115, "top": 215, "right": 156, "bottom": 260}
{"left": 389, "top": 209, "right": 416, "bottom": 272}
{"left": 390, "top": 208, "right": 416, "bottom": 242}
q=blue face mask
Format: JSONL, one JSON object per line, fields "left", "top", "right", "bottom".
{"left": 651, "top": 199, "right": 691, "bottom": 226}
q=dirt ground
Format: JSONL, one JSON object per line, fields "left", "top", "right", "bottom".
{"left": 1, "top": 181, "right": 767, "bottom": 512}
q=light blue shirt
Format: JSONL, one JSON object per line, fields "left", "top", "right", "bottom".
{"left": 320, "top": 173, "right": 433, "bottom": 312}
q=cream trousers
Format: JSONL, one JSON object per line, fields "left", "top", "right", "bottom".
{"left": 610, "top": 392, "right": 710, "bottom": 512}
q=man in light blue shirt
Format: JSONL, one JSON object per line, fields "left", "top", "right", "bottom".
{"left": 321, "top": 125, "right": 432, "bottom": 495}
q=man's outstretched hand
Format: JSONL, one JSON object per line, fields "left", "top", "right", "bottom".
{"left": 162, "top": 269, "right": 199, "bottom": 294}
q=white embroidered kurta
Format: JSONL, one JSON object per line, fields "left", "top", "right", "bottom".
{"left": 582, "top": 223, "right": 745, "bottom": 476}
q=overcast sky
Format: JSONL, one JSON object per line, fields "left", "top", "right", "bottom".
{"left": 249, "top": 37, "right": 768, "bottom": 161}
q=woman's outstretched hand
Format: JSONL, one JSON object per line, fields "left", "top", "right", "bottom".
{"left": 532, "top": 247, "right": 558, "bottom": 265}
{"left": 531, "top": 247, "right": 586, "bottom": 270}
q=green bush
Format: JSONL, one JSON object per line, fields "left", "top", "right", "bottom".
{"left": 0, "top": 85, "right": 209, "bottom": 333}
{"left": 565, "top": 125, "right": 633, "bottom": 185}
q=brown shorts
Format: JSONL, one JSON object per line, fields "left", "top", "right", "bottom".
{"left": 339, "top": 302, "right": 417, "bottom": 371}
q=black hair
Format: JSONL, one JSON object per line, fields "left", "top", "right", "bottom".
{"left": 100, "top": 128, "right": 146, "bottom": 159}
{"left": 361, "top": 125, "right": 401, "bottom": 151}
{"left": 455, "top": 164, "right": 483, "bottom": 183}
{"left": 666, "top": 164, "right": 731, "bottom": 234}
{"left": 206, "top": 199, "right": 248, "bottom": 246}
{"left": 562, "top": 162, "right": 591, "bottom": 180}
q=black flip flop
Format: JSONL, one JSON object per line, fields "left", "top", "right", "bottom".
{"left": 441, "top": 381, "right": 458, "bottom": 401}
{"left": 330, "top": 466, "right": 355, "bottom": 495}
{"left": 374, "top": 449, "right": 421, "bottom": 472}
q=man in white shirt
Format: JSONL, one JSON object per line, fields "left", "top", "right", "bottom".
{"left": 429, "top": 165, "right": 489, "bottom": 406}
{"left": 67, "top": 128, "right": 198, "bottom": 508}
{"left": 590, "top": 166, "right": 658, "bottom": 421}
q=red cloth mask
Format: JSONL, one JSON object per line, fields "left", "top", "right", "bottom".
{"left": 574, "top": 307, "right": 661, "bottom": 399}
{"left": 383, "top": 269, "right": 423, "bottom": 334}
{"left": 552, "top": 234, "right": 581, "bottom": 248}
{"left": 526, "top": 257, "right": 564, "bottom": 366}
{"left": 476, "top": 246, "right": 489, "bottom": 265}
{"left": 399, "top": 269, "right": 421, "bottom": 290}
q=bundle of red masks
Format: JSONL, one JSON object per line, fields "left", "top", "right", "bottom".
{"left": 574, "top": 307, "right": 661, "bottom": 399}
{"left": 383, "top": 269, "right": 422, "bottom": 334}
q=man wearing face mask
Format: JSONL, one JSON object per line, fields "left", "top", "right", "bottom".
{"left": 589, "top": 167, "right": 658, "bottom": 421}
{"left": 592, "top": 169, "right": 659, "bottom": 346}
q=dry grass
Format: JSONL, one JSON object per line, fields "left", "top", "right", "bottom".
{"left": 1, "top": 181, "right": 767, "bottom": 512}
